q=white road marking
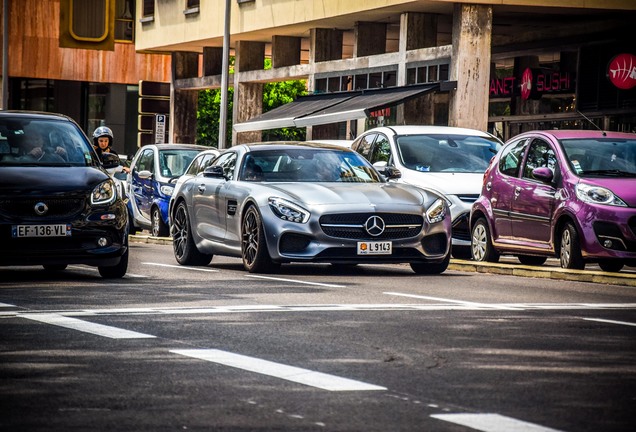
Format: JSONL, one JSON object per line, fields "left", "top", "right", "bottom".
{"left": 171, "top": 348, "right": 386, "bottom": 391}
{"left": 431, "top": 413, "right": 564, "bottom": 432}
{"left": 583, "top": 317, "right": 636, "bottom": 327}
{"left": 0, "top": 302, "right": 15, "bottom": 307}
{"left": 142, "top": 262, "right": 219, "bottom": 272}
{"left": 384, "top": 292, "right": 522, "bottom": 310}
{"left": 20, "top": 313, "right": 156, "bottom": 339}
{"left": 246, "top": 274, "right": 346, "bottom": 288}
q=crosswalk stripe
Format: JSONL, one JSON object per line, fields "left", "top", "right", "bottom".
{"left": 171, "top": 348, "right": 386, "bottom": 391}
{"left": 20, "top": 313, "right": 156, "bottom": 339}
{"left": 431, "top": 413, "right": 564, "bottom": 432}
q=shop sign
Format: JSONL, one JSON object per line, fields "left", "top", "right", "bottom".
{"left": 607, "top": 53, "right": 636, "bottom": 90}
{"left": 490, "top": 68, "right": 574, "bottom": 99}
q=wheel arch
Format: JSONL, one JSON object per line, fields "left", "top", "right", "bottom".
{"left": 553, "top": 212, "right": 579, "bottom": 255}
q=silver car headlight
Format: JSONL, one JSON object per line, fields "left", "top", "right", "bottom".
{"left": 160, "top": 185, "right": 175, "bottom": 196}
{"left": 91, "top": 179, "right": 117, "bottom": 205}
{"left": 268, "top": 197, "right": 310, "bottom": 223}
{"left": 426, "top": 198, "right": 447, "bottom": 224}
{"left": 575, "top": 183, "right": 627, "bottom": 207}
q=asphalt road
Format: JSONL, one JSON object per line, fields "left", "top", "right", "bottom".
{"left": 1, "top": 241, "right": 635, "bottom": 431}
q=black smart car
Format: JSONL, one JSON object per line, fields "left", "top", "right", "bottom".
{"left": 0, "top": 111, "right": 129, "bottom": 278}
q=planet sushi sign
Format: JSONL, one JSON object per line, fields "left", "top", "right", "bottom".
{"left": 607, "top": 53, "right": 636, "bottom": 90}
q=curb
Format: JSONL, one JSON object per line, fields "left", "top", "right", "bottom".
{"left": 129, "top": 235, "right": 636, "bottom": 287}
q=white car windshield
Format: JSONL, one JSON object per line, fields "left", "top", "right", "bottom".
{"left": 396, "top": 134, "right": 500, "bottom": 173}
{"left": 241, "top": 149, "right": 382, "bottom": 183}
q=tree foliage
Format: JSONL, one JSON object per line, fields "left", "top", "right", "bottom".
{"left": 196, "top": 58, "right": 307, "bottom": 147}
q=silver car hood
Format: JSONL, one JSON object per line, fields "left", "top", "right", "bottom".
{"left": 264, "top": 182, "right": 427, "bottom": 206}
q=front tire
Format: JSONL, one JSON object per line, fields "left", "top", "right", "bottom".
{"left": 242, "top": 206, "right": 278, "bottom": 273}
{"left": 471, "top": 218, "right": 500, "bottom": 262}
{"left": 151, "top": 206, "right": 169, "bottom": 237}
{"left": 98, "top": 248, "right": 128, "bottom": 279}
{"left": 172, "top": 202, "right": 213, "bottom": 266}
{"left": 559, "top": 222, "right": 585, "bottom": 270}
{"left": 410, "top": 252, "right": 450, "bottom": 275}
{"left": 598, "top": 260, "right": 624, "bottom": 272}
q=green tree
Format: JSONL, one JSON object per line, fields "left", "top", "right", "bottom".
{"left": 196, "top": 58, "right": 307, "bottom": 147}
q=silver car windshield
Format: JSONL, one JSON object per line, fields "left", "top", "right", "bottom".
{"left": 395, "top": 134, "right": 500, "bottom": 173}
{"left": 0, "top": 118, "right": 95, "bottom": 166}
{"left": 561, "top": 138, "right": 636, "bottom": 177}
{"left": 241, "top": 148, "right": 382, "bottom": 183}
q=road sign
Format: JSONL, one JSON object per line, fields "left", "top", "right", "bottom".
{"left": 155, "top": 114, "right": 167, "bottom": 144}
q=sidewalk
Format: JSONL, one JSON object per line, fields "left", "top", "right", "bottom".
{"left": 129, "top": 234, "right": 636, "bottom": 287}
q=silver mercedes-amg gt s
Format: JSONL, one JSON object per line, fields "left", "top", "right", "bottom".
{"left": 169, "top": 142, "right": 452, "bottom": 274}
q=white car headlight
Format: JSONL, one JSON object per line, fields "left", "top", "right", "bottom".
{"left": 91, "top": 179, "right": 117, "bottom": 205}
{"left": 268, "top": 197, "right": 310, "bottom": 223}
{"left": 426, "top": 198, "right": 447, "bottom": 224}
{"left": 160, "top": 185, "right": 175, "bottom": 196}
{"left": 575, "top": 183, "right": 627, "bottom": 207}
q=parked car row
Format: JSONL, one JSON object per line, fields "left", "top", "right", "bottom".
{"left": 2, "top": 109, "right": 633, "bottom": 278}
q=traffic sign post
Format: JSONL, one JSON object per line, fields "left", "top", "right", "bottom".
{"left": 155, "top": 114, "right": 166, "bottom": 144}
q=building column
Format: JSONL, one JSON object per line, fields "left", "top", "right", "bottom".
{"left": 170, "top": 51, "right": 199, "bottom": 144}
{"left": 203, "top": 47, "right": 223, "bottom": 76}
{"left": 307, "top": 28, "right": 343, "bottom": 139}
{"left": 448, "top": 3, "right": 492, "bottom": 130}
{"left": 354, "top": 22, "right": 387, "bottom": 57}
{"left": 398, "top": 12, "right": 438, "bottom": 124}
{"left": 233, "top": 40, "right": 264, "bottom": 145}
{"left": 272, "top": 36, "right": 301, "bottom": 68}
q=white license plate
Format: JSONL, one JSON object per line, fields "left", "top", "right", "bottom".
{"left": 357, "top": 241, "right": 392, "bottom": 255}
{"left": 12, "top": 224, "right": 72, "bottom": 238}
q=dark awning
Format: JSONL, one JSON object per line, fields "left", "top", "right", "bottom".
{"left": 233, "top": 83, "right": 439, "bottom": 132}
{"left": 294, "top": 83, "right": 439, "bottom": 127}
{"left": 232, "top": 92, "right": 356, "bottom": 132}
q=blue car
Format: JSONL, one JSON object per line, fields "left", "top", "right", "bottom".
{"left": 128, "top": 143, "right": 207, "bottom": 237}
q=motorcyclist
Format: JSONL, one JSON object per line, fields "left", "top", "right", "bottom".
{"left": 92, "top": 126, "right": 129, "bottom": 173}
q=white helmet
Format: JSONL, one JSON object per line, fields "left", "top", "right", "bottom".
{"left": 93, "top": 126, "right": 113, "bottom": 145}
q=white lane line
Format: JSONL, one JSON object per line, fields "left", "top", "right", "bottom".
{"left": 431, "top": 413, "right": 564, "bottom": 432}
{"left": 20, "top": 313, "right": 156, "bottom": 339}
{"left": 171, "top": 349, "right": 386, "bottom": 391}
{"left": 0, "top": 302, "right": 15, "bottom": 307}
{"left": 247, "top": 274, "right": 346, "bottom": 288}
{"left": 384, "top": 292, "right": 522, "bottom": 310}
{"left": 583, "top": 317, "right": 636, "bottom": 327}
{"left": 142, "top": 262, "right": 219, "bottom": 272}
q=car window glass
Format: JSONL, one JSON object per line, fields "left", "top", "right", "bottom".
{"left": 185, "top": 154, "right": 203, "bottom": 176}
{"left": 214, "top": 152, "right": 237, "bottom": 180}
{"left": 561, "top": 137, "right": 636, "bottom": 175}
{"left": 370, "top": 134, "right": 391, "bottom": 164}
{"left": 354, "top": 134, "right": 376, "bottom": 160}
{"left": 498, "top": 139, "right": 527, "bottom": 177}
{"left": 0, "top": 118, "right": 92, "bottom": 166}
{"left": 199, "top": 154, "right": 215, "bottom": 173}
{"left": 523, "top": 139, "right": 557, "bottom": 179}
{"left": 136, "top": 149, "right": 154, "bottom": 173}
{"left": 159, "top": 149, "right": 201, "bottom": 177}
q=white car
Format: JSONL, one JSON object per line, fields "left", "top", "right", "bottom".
{"left": 350, "top": 125, "right": 502, "bottom": 259}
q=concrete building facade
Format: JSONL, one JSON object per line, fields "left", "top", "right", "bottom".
{"left": 138, "top": 1, "right": 635, "bottom": 147}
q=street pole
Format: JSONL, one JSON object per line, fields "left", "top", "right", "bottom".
{"left": 218, "top": 0, "right": 231, "bottom": 149}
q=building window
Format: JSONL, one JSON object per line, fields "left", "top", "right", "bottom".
{"left": 69, "top": 0, "right": 108, "bottom": 42}
{"left": 185, "top": 0, "right": 200, "bottom": 15}
{"left": 115, "top": 0, "right": 135, "bottom": 42}
{"left": 141, "top": 0, "right": 154, "bottom": 20}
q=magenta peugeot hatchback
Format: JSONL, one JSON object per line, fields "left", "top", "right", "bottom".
{"left": 470, "top": 129, "right": 636, "bottom": 272}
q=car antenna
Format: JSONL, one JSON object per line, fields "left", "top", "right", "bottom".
{"left": 577, "top": 110, "right": 606, "bottom": 136}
